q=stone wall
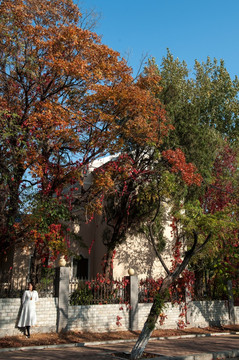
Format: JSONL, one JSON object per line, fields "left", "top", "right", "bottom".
{"left": 0, "top": 273, "right": 238, "bottom": 337}
{"left": 68, "top": 304, "right": 129, "bottom": 332}
{"left": 138, "top": 302, "right": 184, "bottom": 330}
{"left": 186, "top": 300, "right": 230, "bottom": 327}
{"left": 234, "top": 306, "right": 239, "bottom": 322}
{"left": 1, "top": 297, "right": 238, "bottom": 337}
{"left": 0, "top": 298, "right": 21, "bottom": 337}
{"left": 0, "top": 297, "right": 58, "bottom": 337}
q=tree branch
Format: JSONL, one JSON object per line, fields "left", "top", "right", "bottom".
{"left": 148, "top": 223, "right": 170, "bottom": 275}
{"left": 172, "top": 230, "right": 211, "bottom": 280}
{"left": 195, "top": 232, "right": 212, "bottom": 254}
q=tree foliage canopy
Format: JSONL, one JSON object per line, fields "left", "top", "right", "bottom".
{"left": 0, "top": 0, "right": 164, "bottom": 259}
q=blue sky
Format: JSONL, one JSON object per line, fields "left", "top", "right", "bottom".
{"left": 80, "top": 0, "right": 239, "bottom": 78}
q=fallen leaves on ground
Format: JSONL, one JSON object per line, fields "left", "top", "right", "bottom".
{"left": 1, "top": 325, "right": 239, "bottom": 349}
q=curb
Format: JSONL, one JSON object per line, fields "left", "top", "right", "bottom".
{"left": 0, "top": 331, "right": 239, "bottom": 359}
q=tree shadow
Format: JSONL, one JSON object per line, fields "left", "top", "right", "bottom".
{"left": 187, "top": 300, "right": 230, "bottom": 327}
{"left": 114, "top": 233, "right": 172, "bottom": 278}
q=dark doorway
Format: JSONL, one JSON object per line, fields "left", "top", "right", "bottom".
{"left": 73, "top": 256, "right": 89, "bottom": 279}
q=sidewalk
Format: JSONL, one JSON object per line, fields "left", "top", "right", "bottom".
{"left": 0, "top": 332, "right": 238, "bottom": 359}
{"left": 99, "top": 333, "right": 239, "bottom": 359}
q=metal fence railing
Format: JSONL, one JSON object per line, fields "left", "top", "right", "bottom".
{"left": 0, "top": 271, "right": 28, "bottom": 298}
{"left": 69, "top": 277, "right": 130, "bottom": 305}
{"left": 139, "top": 278, "right": 163, "bottom": 303}
{"left": 138, "top": 277, "right": 186, "bottom": 303}
{"left": 0, "top": 269, "right": 56, "bottom": 298}
{"left": 35, "top": 269, "right": 56, "bottom": 297}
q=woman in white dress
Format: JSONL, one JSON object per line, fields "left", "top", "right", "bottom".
{"left": 18, "top": 282, "right": 38, "bottom": 338}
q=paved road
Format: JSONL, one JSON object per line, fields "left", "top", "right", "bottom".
{"left": 0, "top": 334, "right": 238, "bottom": 359}
{"left": 0, "top": 345, "right": 113, "bottom": 360}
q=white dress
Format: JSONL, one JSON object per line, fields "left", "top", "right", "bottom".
{"left": 18, "top": 290, "right": 39, "bottom": 327}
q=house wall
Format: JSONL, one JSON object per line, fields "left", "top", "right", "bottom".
{"left": 10, "top": 220, "right": 173, "bottom": 284}
{"left": 113, "top": 232, "right": 173, "bottom": 279}
{"left": 11, "top": 245, "right": 31, "bottom": 289}
{"left": 69, "top": 214, "right": 108, "bottom": 278}
{"left": 113, "top": 201, "right": 174, "bottom": 279}
{"left": 0, "top": 248, "right": 14, "bottom": 275}
{"left": 0, "top": 298, "right": 238, "bottom": 337}
{"left": 66, "top": 159, "right": 176, "bottom": 280}
{"left": 9, "top": 157, "right": 175, "bottom": 282}
{"left": 9, "top": 213, "right": 108, "bottom": 284}
{"left": 68, "top": 210, "right": 175, "bottom": 280}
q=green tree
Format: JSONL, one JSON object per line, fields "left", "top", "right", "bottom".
{"left": 189, "top": 143, "right": 239, "bottom": 300}
{"left": 130, "top": 54, "right": 239, "bottom": 358}
{"left": 158, "top": 51, "right": 239, "bottom": 183}
{"left": 155, "top": 52, "right": 239, "bottom": 301}
{"left": 88, "top": 54, "right": 239, "bottom": 358}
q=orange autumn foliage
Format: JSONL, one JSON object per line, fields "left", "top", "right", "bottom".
{"left": 0, "top": 0, "right": 166, "bottom": 254}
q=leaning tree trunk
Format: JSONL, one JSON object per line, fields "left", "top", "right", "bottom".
{"left": 130, "top": 278, "right": 171, "bottom": 360}
{"left": 130, "top": 230, "right": 211, "bottom": 359}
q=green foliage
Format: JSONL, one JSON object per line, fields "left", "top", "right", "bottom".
{"left": 35, "top": 267, "right": 55, "bottom": 294}
{"left": 70, "top": 283, "right": 94, "bottom": 305}
{"left": 156, "top": 50, "right": 239, "bottom": 188}
{"left": 30, "top": 197, "right": 71, "bottom": 232}
{"left": 147, "top": 293, "right": 165, "bottom": 331}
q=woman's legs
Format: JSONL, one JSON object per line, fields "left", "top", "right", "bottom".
{"left": 25, "top": 326, "right": 30, "bottom": 338}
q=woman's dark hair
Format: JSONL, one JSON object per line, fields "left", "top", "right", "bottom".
{"left": 28, "top": 282, "right": 36, "bottom": 290}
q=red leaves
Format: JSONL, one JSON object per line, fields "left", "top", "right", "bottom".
{"left": 31, "top": 222, "right": 69, "bottom": 263}
{"left": 140, "top": 271, "right": 194, "bottom": 306}
{"left": 88, "top": 239, "right": 95, "bottom": 255}
{"left": 159, "top": 312, "right": 167, "bottom": 326}
{"left": 202, "top": 143, "right": 237, "bottom": 214}
{"left": 162, "top": 149, "right": 202, "bottom": 186}
{"left": 177, "top": 319, "right": 186, "bottom": 329}
{"left": 116, "top": 315, "right": 122, "bottom": 326}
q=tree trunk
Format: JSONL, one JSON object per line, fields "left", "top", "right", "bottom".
{"left": 130, "top": 230, "right": 211, "bottom": 359}
{"left": 30, "top": 248, "right": 42, "bottom": 285}
{"left": 227, "top": 279, "right": 235, "bottom": 324}
{"left": 103, "top": 248, "right": 114, "bottom": 280}
{"left": 130, "top": 279, "right": 170, "bottom": 360}
{"left": 194, "top": 268, "right": 204, "bottom": 299}
{"left": 130, "top": 298, "right": 163, "bottom": 359}
{"left": 131, "top": 322, "right": 153, "bottom": 360}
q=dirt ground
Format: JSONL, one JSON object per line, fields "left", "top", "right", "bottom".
{"left": 1, "top": 325, "right": 239, "bottom": 349}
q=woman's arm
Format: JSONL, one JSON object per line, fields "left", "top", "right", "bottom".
{"left": 22, "top": 290, "right": 27, "bottom": 304}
